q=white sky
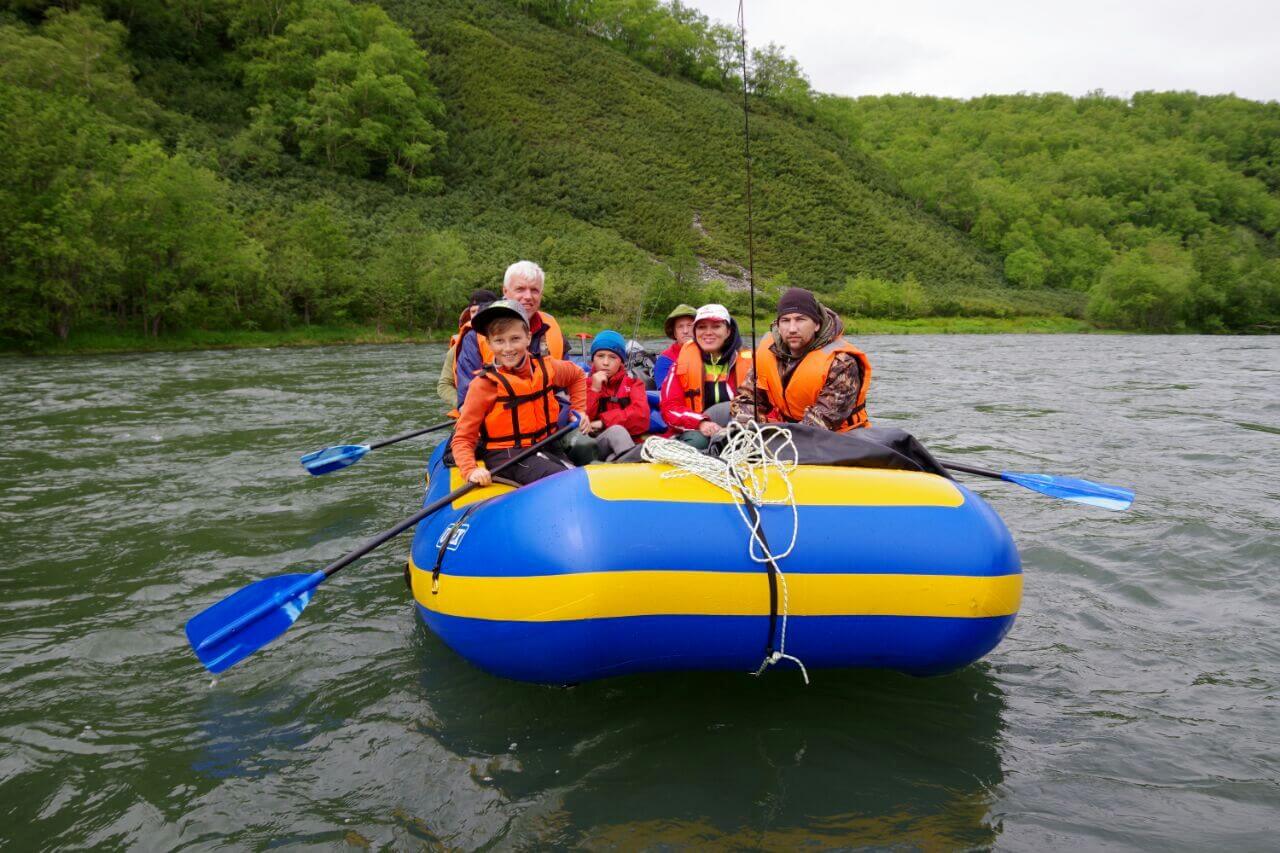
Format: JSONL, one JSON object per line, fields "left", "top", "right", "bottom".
{"left": 685, "top": 0, "right": 1280, "bottom": 102}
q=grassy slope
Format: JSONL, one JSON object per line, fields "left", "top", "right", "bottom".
{"left": 394, "top": 0, "right": 1008, "bottom": 293}
{"left": 24, "top": 0, "right": 1092, "bottom": 356}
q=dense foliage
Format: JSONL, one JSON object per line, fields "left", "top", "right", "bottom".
{"left": 507, "top": 0, "right": 815, "bottom": 111}
{"left": 826, "top": 93, "right": 1280, "bottom": 331}
{"left": 1, "top": 0, "right": 1276, "bottom": 347}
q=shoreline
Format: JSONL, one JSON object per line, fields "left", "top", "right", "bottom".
{"left": 5, "top": 315, "right": 1103, "bottom": 356}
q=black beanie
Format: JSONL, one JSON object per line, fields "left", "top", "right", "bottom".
{"left": 469, "top": 288, "right": 498, "bottom": 308}
{"left": 776, "top": 287, "right": 822, "bottom": 324}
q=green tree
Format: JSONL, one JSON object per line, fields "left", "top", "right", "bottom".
{"left": 262, "top": 200, "right": 357, "bottom": 326}
{"left": 1003, "top": 246, "right": 1050, "bottom": 289}
{"left": 242, "top": 0, "right": 447, "bottom": 190}
{"left": 0, "top": 81, "right": 126, "bottom": 341}
{"left": 1087, "top": 242, "right": 1196, "bottom": 331}
{"left": 108, "top": 141, "right": 263, "bottom": 336}
{"left": 0, "top": 5, "right": 153, "bottom": 129}
{"left": 367, "top": 217, "right": 476, "bottom": 331}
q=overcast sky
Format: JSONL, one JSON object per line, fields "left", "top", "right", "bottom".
{"left": 685, "top": 1, "right": 1280, "bottom": 102}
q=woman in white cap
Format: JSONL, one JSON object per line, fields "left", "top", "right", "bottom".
{"left": 657, "top": 303, "right": 753, "bottom": 446}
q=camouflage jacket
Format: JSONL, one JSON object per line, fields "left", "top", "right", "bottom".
{"left": 730, "top": 306, "right": 864, "bottom": 430}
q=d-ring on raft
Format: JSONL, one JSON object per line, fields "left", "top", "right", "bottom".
{"left": 408, "top": 439, "right": 1021, "bottom": 685}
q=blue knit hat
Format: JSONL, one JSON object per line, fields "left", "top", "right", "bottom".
{"left": 589, "top": 329, "right": 627, "bottom": 361}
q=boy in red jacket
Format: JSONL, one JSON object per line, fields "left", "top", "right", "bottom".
{"left": 583, "top": 330, "right": 650, "bottom": 460}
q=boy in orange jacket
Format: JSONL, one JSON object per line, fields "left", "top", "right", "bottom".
{"left": 451, "top": 300, "right": 589, "bottom": 487}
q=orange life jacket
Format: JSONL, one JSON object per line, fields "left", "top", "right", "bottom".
{"left": 753, "top": 333, "right": 871, "bottom": 431}
{"left": 476, "top": 311, "right": 565, "bottom": 363}
{"left": 477, "top": 355, "right": 561, "bottom": 450}
{"left": 450, "top": 312, "right": 565, "bottom": 420}
{"left": 673, "top": 340, "right": 753, "bottom": 414}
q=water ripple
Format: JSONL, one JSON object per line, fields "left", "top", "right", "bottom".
{"left": 1, "top": 337, "right": 1277, "bottom": 849}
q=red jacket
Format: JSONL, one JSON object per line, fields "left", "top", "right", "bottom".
{"left": 659, "top": 346, "right": 749, "bottom": 434}
{"left": 586, "top": 368, "right": 650, "bottom": 441}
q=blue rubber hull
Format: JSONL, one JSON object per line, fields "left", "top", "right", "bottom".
{"left": 409, "top": 442, "right": 1021, "bottom": 684}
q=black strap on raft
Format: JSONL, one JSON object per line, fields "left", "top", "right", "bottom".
{"left": 431, "top": 500, "right": 486, "bottom": 593}
{"left": 741, "top": 499, "right": 779, "bottom": 659}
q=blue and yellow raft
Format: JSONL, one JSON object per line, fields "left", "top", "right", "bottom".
{"left": 408, "top": 442, "right": 1021, "bottom": 684}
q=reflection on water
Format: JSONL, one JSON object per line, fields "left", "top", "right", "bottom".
{"left": 1, "top": 336, "right": 1277, "bottom": 849}
{"left": 411, "top": 625, "right": 1007, "bottom": 849}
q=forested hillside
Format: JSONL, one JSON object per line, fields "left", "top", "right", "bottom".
{"left": 824, "top": 93, "right": 1280, "bottom": 331}
{"left": 2, "top": 0, "right": 1277, "bottom": 349}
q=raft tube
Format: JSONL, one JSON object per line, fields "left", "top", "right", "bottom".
{"left": 408, "top": 442, "right": 1020, "bottom": 684}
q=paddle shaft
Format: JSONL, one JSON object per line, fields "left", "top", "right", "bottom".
{"left": 319, "top": 420, "right": 581, "bottom": 580}
{"left": 368, "top": 420, "right": 453, "bottom": 450}
{"left": 939, "top": 460, "right": 1001, "bottom": 479}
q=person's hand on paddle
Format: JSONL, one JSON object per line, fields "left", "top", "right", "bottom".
{"left": 574, "top": 410, "right": 592, "bottom": 433}
{"left": 467, "top": 468, "right": 492, "bottom": 487}
{"left": 698, "top": 420, "right": 722, "bottom": 437}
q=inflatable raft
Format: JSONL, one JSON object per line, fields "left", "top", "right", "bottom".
{"left": 407, "top": 437, "right": 1021, "bottom": 685}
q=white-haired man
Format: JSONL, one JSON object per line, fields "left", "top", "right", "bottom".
{"left": 454, "top": 261, "right": 571, "bottom": 408}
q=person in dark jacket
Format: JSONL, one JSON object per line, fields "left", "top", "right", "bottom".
{"left": 438, "top": 288, "right": 497, "bottom": 406}
{"left": 731, "top": 287, "right": 871, "bottom": 431}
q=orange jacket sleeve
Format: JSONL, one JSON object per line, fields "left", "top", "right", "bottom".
{"left": 450, "top": 375, "right": 498, "bottom": 478}
{"left": 551, "top": 359, "right": 588, "bottom": 415}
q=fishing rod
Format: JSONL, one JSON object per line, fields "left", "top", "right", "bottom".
{"left": 737, "top": 0, "right": 758, "bottom": 354}
{"left": 738, "top": 0, "right": 761, "bottom": 425}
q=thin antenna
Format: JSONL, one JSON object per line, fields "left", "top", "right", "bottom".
{"left": 737, "top": 0, "right": 757, "bottom": 354}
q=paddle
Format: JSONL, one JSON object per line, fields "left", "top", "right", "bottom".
{"left": 188, "top": 419, "right": 582, "bottom": 674}
{"left": 941, "top": 460, "right": 1134, "bottom": 511}
{"left": 574, "top": 332, "right": 590, "bottom": 358}
{"left": 299, "top": 421, "right": 453, "bottom": 476}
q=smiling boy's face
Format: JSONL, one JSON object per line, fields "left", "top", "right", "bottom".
{"left": 487, "top": 319, "right": 531, "bottom": 369}
{"left": 592, "top": 350, "right": 623, "bottom": 377}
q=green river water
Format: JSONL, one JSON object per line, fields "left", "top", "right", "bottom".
{"left": 1, "top": 335, "right": 1276, "bottom": 850}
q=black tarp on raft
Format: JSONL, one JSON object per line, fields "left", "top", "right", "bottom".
{"left": 618, "top": 424, "right": 950, "bottom": 478}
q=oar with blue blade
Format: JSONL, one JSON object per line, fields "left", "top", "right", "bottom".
{"left": 300, "top": 420, "right": 453, "bottom": 476}
{"left": 941, "top": 460, "right": 1135, "bottom": 511}
{"left": 189, "top": 418, "right": 582, "bottom": 673}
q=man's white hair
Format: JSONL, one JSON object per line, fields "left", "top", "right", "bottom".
{"left": 503, "top": 260, "right": 545, "bottom": 289}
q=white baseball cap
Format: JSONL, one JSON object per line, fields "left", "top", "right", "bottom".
{"left": 694, "top": 303, "right": 731, "bottom": 326}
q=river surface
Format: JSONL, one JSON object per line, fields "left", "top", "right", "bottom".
{"left": 1, "top": 335, "right": 1277, "bottom": 850}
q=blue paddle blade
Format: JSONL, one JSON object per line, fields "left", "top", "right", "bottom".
{"left": 1001, "top": 471, "right": 1135, "bottom": 511}
{"left": 185, "top": 571, "right": 326, "bottom": 673}
{"left": 299, "top": 444, "right": 369, "bottom": 476}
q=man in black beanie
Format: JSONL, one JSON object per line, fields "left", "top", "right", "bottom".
{"left": 731, "top": 287, "right": 873, "bottom": 432}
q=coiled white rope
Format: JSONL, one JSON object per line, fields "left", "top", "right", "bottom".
{"left": 641, "top": 421, "right": 809, "bottom": 683}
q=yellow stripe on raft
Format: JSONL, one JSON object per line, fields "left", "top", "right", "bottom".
{"left": 585, "top": 463, "right": 964, "bottom": 507}
{"left": 411, "top": 562, "right": 1021, "bottom": 621}
{"left": 446, "top": 466, "right": 515, "bottom": 508}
